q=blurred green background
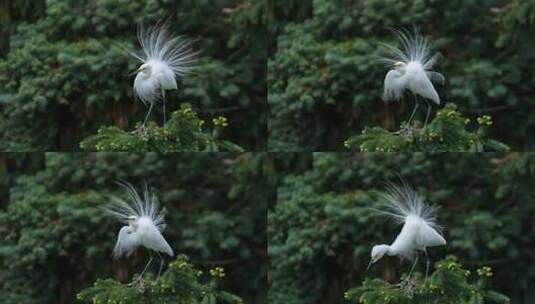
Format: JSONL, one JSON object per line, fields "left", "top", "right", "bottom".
{"left": 0, "top": 152, "right": 267, "bottom": 304}
{"left": 0, "top": 0, "right": 266, "bottom": 151}
{"left": 268, "top": 152, "right": 535, "bottom": 304}
{"left": 268, "top": 0, "right": 535, "bottom": 151}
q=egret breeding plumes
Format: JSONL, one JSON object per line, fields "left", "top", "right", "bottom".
{"left": 368, "top": 183, "right": 446, "bottom": 283}
{"left": 106, "top": 181, "right": 174, "bottom": 282}
{"left": 381, "top": 28, "right": 445, "bottom": 128}
{"left": 127, "top": 23, "right": 197, "bottom": 126}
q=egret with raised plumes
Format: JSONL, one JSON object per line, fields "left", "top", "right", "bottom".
{"left": 127, "top": 23, "right": 197, "bottom": 126}
{"left": 368, "top": 183, "right": 446, "bottom": 282}
{"left": 107, "top": 181, "right": 174, "bottom": 282}
{"left": 381, "top": 29, "right": 445, "bottom": 128}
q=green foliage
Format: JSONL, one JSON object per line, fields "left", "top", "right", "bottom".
{"left": 77, "top": 255, "right": 242, "bottom": 304}
{"left": 345, "top": 256, "right": 509, "bottom": 304}
{"left": 344, "top": 104, "right": 510, "bottom": 152}
{"left": 0, "top": 153, "right": 266, "bottom": 304}
{"left": 79, "top": 104, "right": 244, "bottom": 152}
{"left": 0, "top": 0, "right": 266, "bottom": 151}
{"left": 269, "top": 0, "right": 535, "bottom": 151}
{"left": 269, "top": 153, "right": 535, "bottom": 304}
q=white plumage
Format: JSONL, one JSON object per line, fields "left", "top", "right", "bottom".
{"left": 368, "top": 183, "right": 446, "bottom": 280}
{"left": 107, "top": 181, "right": 173, "bottom": 262}
{"left": 127, "top": 23, "right": 197, "bottom": 125}
{"left": 381, "top": 29, "right": 445, "bottom": 127}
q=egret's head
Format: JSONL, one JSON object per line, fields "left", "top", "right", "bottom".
{"left": 135, "top": 63, "right": 152, "bottom": 76}
{"left": 394, "top": 61, "right": 406, "bottom": 70}
{"left": 367, "top": 244, "right": 390, "bottom": 270}
{"left": 127, "top": 215, "right": 137, "bottom": 225}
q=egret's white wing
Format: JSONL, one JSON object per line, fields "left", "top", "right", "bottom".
{"left": 389, "top": 222, "right": 415, "bottom": 259}
{"left": 134, "top": 73, "right": 159, "bottom": 105}
{"left": 383, "top": 69, "right": 408, "bottom": 102}
{"left": 426, "top": 71, "right": 445, "bottom": 85}
{"left": 113, "top": 226, "right": 139, "bottom": 259}
{"left": 148, "top": 60, "right": 178, "bottom": 91}
{"left": 157, "top": 69, "right": 178, "bottom": 91}
{"left": 408, "top": 71, "right": 440, "bottom": 105}
{"left": 415, "top": 220, "right": 446, "bottom": 248}
{"left": 137, "top": 217, "right": 174, "bottom": 256}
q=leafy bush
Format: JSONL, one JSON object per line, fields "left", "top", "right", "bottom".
{"left": 78, "top": 255, "right": 242, "bottom": 304}
{"left": 79, "top": 104, "right": 244, "bottom": 152}
{"left": 345, "top": 256, "right": 509, "bottom": 304}
{"left": 269, "top": 0, "right": 535, "bottom": 151}
{"left": 344, "top": 104, "right": 510, "bottom": 152}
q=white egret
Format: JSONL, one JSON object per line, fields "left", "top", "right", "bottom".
{"left": 381, "top": 28, "right": 445, "bottom": 128}
{"left": 106, "top": 181, "right": 174, "bottom": 282}
{"left": 368, "top": 182, "right": 446, "bottom": 283}
{"left": 126, "top": 23, "right": 197, "bottom": 126}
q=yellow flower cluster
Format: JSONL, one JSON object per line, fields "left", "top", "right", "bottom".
{"left": 477, "top": 266, "right": 493, "bottom": 277}
{"left": 476, "top": 115, "right": 492, "bottom": 126}
{"left": 210, "top": 267, "right": 226, "bottom": 278}
{"left": 213, "top": 116, "right": 229, "bottom": 127}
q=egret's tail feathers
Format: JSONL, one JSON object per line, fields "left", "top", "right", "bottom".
{"left": 106, "top": 180, "right": 167, "bottom": 232}
{"left": 378, "top": 182, "right": 442, "bottom": 232}
{"left": 162, "top": 242, "right": 174, "bottom": 257}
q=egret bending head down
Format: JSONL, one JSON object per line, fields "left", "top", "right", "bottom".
{"left": 381, "top": 28, "right": 445, "bottom": 128}
{"left": 127, "top": 23, "right": 197, "bottom": 126}
{"left": 368, "top": 182, "right": 446, "bottom": 282}
{"left": 107, "top": 180, "right": 174, "bottom": 283}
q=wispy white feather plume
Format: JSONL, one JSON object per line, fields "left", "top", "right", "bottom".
{"left": 380, "top": 28, "right": 435, "bottom": 69}
{"left": 135, "top": 23, "right": 198, "bottom": 76}
{"left": 375, "top": 182, "right": 443, "bottom": 234}
{"left": 106, "top": 180, "right": 167, "bottom": 232}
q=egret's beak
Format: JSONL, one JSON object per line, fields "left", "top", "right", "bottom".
{"left": 129, "top": 66, "right": 143, "bottom": 76}
{"left": 366, "top": 259, "right": 374, "bottom": 270}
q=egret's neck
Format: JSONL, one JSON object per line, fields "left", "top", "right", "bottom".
{"left": 383, "top": 244, "right": 395, "bottom": 256}
{"left": 139, "top": 71, "right": 151, "bottom": 79}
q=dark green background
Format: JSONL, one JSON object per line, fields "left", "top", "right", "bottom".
{"left": 0, "top": 0, "right": 266, "bottom": 151}
{"left": 268, "top": 0, "right": 535, "bottom": 151}
{"left": 0, "top": 152, "right": 267, "bottom": 304}
{"left": 268, "top": 152, "right": 535, "bottom": 304}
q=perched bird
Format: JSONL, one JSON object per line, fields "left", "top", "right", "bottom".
{"left": 381, "top": 28, "right": 445, "bottom": 128}
{"left": 106, "top": 181, "right": 174, "bottom": 282}
{"left": 126, "top": 22, "right": 197, "bottom": 126}
{"left": 368, "top": 182, "right": 446, "bottom": 282}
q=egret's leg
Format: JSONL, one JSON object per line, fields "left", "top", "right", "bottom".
{"left": 143, "top": 102, "right": 155, "bottom": 126}
{"left": 160, "top": 88, "right": 166, "bottom": 126}
{"left": 156, "top": 251, "right": 164, "bottom": 280}
{"left": 407, "top": 99, "right": 419, "bottom": 127}
{"left": 423, "top": 102, "right": 431, "bottom": 129}
{"left": 129, "top": 252, "right": 154, "bottom": 285}
{"left": 407, "top": 255, "right": 419, "bottom": 280}
{"left": 424, "top": 249, "right": 430, "bottom": 285}
{"left": 138, "top": 251, "right": 153, "bottom": 279}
